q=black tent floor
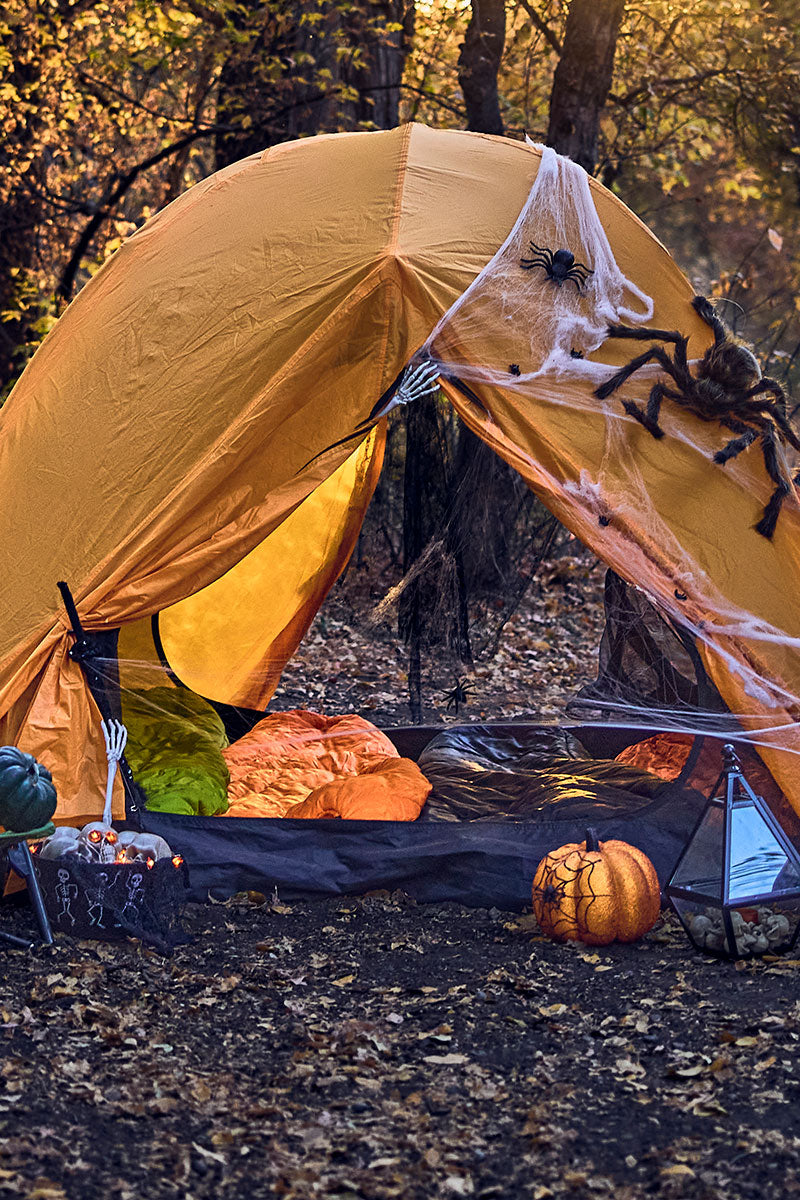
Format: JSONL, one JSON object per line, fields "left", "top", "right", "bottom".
{"left": 141, "top": 804, "right": 703, "bottom": 909}
{"left": 140, "top": 722, "right": 707, "bottom": 908}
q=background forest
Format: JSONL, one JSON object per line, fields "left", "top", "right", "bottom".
{"left": 3, "top": 0, "right": 800, "bottom": 716}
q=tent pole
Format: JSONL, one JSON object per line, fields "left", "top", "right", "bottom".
{"left": 56, "top": 581, "right": 145, "bottom": 826}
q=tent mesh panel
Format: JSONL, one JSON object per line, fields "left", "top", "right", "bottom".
{"left": 567, "top": 569, "right": 725, "bottom": 722}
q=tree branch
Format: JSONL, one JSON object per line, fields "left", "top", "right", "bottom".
{"left": 58, "top": 126, "right": 226, "bottom": 301}
{"left": 517, "top": 0, "right": 562, "bottom": 56}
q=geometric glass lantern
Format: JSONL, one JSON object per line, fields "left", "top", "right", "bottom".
{"left": 666, "top": 744, "right": 800, "bottom": 958}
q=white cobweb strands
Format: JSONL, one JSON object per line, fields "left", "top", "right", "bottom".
{"left": 423, "top": 143, "right": 653, "bottom": 388}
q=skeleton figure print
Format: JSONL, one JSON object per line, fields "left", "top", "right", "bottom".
{"left": 86, "top": 871, "right": 111, "bottom": 929}
{"left": 120, "top": 872, "right": 145, "bottom": 924}
{"left": 55, "top": 869, "right": 78, "bottom": 925}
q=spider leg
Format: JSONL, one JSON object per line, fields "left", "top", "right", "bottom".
{"left": 622, "top": 381, "right": 683, "bottom": 439}
{"left": 648, "top": 382, "right": 683, "bottom": 423}
{"left": 521, "top": 243, "right": 553, "bottom": 271}
{"left": 744, "top": 377, "right": 788, "bottom": 410}
{"left": 691, "top": 295, "right": 727, "bottom": 347}
{"left": 746, "top": 397, "right": 800, "bottom": 453}
{"left": 754, "top": 426, "right": 794, "bottom": 538}
{"left": 520, "top": 254, "right": 547, "bottom": 269}
{"left": 713, "top": 417, "right": 759, "bottom": 465}
{"left": 565, "top": 266, "right": 593, "bottom": 292}
{"left": 603, "top": 325, "right": 692, "bottom": 384}
{"left": 604, "top": 324, "right": 686, "bottom": 345}
{"left": 528, "top": 242, "right": 553, "bottom": 265}
{"left": 594, "top": 346, "right": 681, "bottom": 401}
{"left": 621, "top": 396, "right": 664, "bottom": 439}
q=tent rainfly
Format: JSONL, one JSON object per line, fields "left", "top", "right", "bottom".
{"left": 2, "top": 124, "right": 800, "bottom": 902}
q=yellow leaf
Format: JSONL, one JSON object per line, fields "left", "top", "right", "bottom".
{"left": 661, "top": 1165, "right": 695, "bottom": 1178}
{"left": 332, "top": 975, "right": 355, "bottom": 986}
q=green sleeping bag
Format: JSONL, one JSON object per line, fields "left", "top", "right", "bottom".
{"left": 121, "top": 686, "right": 230, "bottom": 816}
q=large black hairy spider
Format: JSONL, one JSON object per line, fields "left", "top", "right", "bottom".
{"left": 520, "top": 242, "right": 594, "bottom": 291}
{"left": 594, "top": 294, "right": 800, "bottom": 538}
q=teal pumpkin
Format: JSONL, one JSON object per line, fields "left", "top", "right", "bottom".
{"left": 0, "top": 747, "right": 58, "bottom": 832}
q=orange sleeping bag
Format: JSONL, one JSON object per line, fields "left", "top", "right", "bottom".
{"left": 615, "top": 731, "right": 789, "bottom": 818}
{"left": 222, "top": 709, "right": 431, "bottom": 821}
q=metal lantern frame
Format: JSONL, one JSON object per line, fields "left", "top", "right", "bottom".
{"left": 667, "top": 743, "right": 800, "bottom": 960}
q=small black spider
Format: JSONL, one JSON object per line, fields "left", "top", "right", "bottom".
{"left": 520, "top": 242, "right": 594, "bottom": 292}
{"left": 440, "top": 676, "right": 475, "bottom": 715}
{"left": 509, "top": 363, "right": 521, "bottom": 376}
{"left": 594, "top": 295, "right": 800, "bottom": 538}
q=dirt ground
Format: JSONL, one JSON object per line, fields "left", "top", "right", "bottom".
{"left": 271, "top": 546, "right": 607, "bottom": 726}
{"left": 2, "top": 893, "right": 800, "bottom": 1200}
{"left": 3, "top": 552, "right": 800, "bottom": 1199}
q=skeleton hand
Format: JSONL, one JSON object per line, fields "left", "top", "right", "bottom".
{"left": 101, "top": 718, "right": 128, "bottom": 827}
{"left": 394, "top": 359, "right": 441, "bottom": 409}
{"left": 300, "top": 357, "right": 442, "bottom": 471}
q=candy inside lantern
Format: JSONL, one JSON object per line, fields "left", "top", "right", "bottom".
{"left": 667, "top": 744, "right": 800, "bottom": 959}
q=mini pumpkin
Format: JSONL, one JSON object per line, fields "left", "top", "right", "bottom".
{"left": 0, "top": 746, "right": 58, "bottom": 832}
{"left": 531, "top": 828, "right": 661, "bottom": 945}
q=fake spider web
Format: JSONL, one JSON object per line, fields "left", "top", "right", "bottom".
{"left": 423, "top": 141, "right": 653, "bottom": 387}
{"left": 417, "top": 142, "right": 800, "bottom": 800}
{"left": 60, "top": 144, "right": 800, "bottom": 828}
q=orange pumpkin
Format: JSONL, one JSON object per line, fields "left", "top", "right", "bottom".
{"left": 531, "top": 829, "right": 661, "bottom": 945}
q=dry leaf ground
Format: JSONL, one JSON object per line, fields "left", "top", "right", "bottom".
{"left": 2, "top": 898, "right": 800, "bottom": 1200}
{"left": 3, "top": 552, "right": 800, "bottom": 1198}
{"left": 271, "top": 548, "right": 607, "bottom": 725}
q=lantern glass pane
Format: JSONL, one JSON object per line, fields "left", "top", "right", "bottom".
{"left": 671, "top": 804, "right": 724, "bottom": 898}
{"left": 728, "top": 804, "right": 800, "bottom": 900}
{"left": 671, "top": 896, "right": 726, "bottom": 954}
{"left": 729, "top": 901, "right": 800, "bottom": 956}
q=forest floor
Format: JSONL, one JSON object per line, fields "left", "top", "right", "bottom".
{"left": 3, "top": 550, "right": 800, "bottom": 1199}
{"left": 2, "top": 895, "right": 800, "bottom": 1200}
{"left": 270, "top": 544, "right": 608, "bottom": 726}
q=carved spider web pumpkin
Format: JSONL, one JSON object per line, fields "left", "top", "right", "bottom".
{"left": 531, "top": 829, "right": 661, "bottom": 945}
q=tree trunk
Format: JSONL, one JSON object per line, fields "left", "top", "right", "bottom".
{"left": 400, "top": 396, "right": 449, "bottom": 720}
{"left": 452, "top": 0, "right": 516, "bottom": 600}
{"left": 0, "top": 22, "right": 45, "bottom": 397}
{"left": 341, "top": 1, "right": 415, "bottom": 130}
{"left": 457, "top": 0, "right": 506, "bottom": 135}
{"left": 215, "top": 0, "right": 413, "bottom": 169}
{"left": 546, "top": 0, "right": 625, "bottom": 173}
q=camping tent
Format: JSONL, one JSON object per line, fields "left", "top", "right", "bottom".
{"left": 2, "top": 123, "right": 800, "bottom": 901}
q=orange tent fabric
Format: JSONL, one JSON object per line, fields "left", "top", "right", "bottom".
{"left": 1, "top": 123, "right": 799, "bottom": 821}
{"left": 222, "top": 709, "right": 429, "bottom": 820}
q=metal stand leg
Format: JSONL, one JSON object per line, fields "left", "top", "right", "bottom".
{"left": 0, "top": 929, "right": 35, "bottom": 950}
{"left": 6, "top": 843, "right": 54, "bottom": 946}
